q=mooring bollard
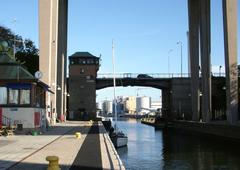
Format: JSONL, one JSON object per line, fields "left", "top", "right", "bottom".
{"left": 46, "top": 156, "right": 61, "bottom": 170}
{"left": 75, "top": 132, "right": 81, "bottom": 139}
{"left": 88, "top": 120, "right": 93, "bottom": 125}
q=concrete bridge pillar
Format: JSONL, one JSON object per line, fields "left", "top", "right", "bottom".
{"left": 189, "top": 0, "right": 238, "bottom": 124}
{"left": 162, "top": 89, "right": 172, "bottom": 122}
{"left": 39, "top": 0, "right": 68, "bottom": 121}
{"left": 188, "top": 0, "right": 200, "bottom": 121}
{"left": 56, "top": 0, "right": 68, "bottom": 120}
{"left": 223, "top": 0, "right": 238, "bottom": 124}
{"left": 200, "top": 0, "right": 211, "bottom": 122}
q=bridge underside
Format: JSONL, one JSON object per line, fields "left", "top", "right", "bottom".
{"left": 96, "top": 78, "right": 171, "bottom": 90}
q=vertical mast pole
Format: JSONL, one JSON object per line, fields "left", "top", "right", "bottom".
{"left": 112, "top": 40, "right": 117, "bottom": 131}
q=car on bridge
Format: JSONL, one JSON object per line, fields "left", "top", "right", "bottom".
{"left": 137, "top": 74, "right": 153, "bottom": 79}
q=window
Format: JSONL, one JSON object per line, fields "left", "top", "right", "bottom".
{"left": 79, "top": 59, "right": 82, "bottom": 64}
{"left": 9, "top": 89, "right": 19, "bottom": 104}
{"left": 0, "top": 87, "right": 7, "bottom": 104}
{"left": 80, "top": 68, "right": 85, "bottom": 73}
{"left": 35, "top": 86, "right": 45, "bottom": 108}
{"left": 20, "top": 90, "right": 30, "bottom": 104}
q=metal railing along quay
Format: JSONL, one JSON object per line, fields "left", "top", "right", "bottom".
{"left": 97, "top": 73, "right": 226, "bottom": 79}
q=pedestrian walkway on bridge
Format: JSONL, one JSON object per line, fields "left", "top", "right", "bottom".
{"left": 0, "top": 121, "right": 124, "bottom": 170}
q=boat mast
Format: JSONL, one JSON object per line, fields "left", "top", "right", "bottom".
{"left": 112, "top": 39, "right": 117, "bottom": 131}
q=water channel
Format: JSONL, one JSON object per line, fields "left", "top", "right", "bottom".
{"left": 116, "top": 119, "right": 240, "bottom": 170}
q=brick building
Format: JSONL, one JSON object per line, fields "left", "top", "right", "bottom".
{"left": 68, "top": 52, "right": 100, "bottom": 120}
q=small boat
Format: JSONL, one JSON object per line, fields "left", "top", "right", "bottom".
{"left": 110, "top": 40, "right": 128, "bottom": 148}
{"left": 111, "top": 131, "right": 128, "bottom": 148}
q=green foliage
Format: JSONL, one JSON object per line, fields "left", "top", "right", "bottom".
{"left": 238, "top": 65, "right": 240, "bottom": 77}
{"left": 0, "top": 25, "right": 39, "bottom": 75}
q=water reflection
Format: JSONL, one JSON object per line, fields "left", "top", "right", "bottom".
{"left": 116, "top": 119, "right": 240, "bottom": 170}
{"left": 162, "top": 130, "right": 240, "bottom": 170}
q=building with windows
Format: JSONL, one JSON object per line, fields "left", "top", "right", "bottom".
{"left": 125, "top": 96, "right": 137, "bottom": 114}
{"left": 0, "top": 53, "right": 52, "bottom": 129}
{"left": 68, "top": 52, "right": 100, "bottom": 120}
{"left": 102, "top": 100, "right": 113, "bottom": 116}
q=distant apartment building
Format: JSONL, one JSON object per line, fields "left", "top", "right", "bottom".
{"left": 113, "top": 96, "right": 125, "bottom": 115}
{"left": 102, "top": 100, "right": 113, "bottom": 115}
{"left": 68, "top": 52, "right": 100, "bottom": 120}
{"left": 125, "top": 96, "right": 136, "bottom": 114}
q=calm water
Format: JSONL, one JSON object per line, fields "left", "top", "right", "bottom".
{"left": 116, "top": 119, "right": 240, "bottom": 170}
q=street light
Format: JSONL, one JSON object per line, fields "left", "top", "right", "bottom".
{"left": 177, "top": 41, "right": 183, "bottom": 77}
{"left": 168, "top": 49, "right": 173, "bottom": 77}
{"left": 219, "top": 65, "right": 222, "bottom": 76}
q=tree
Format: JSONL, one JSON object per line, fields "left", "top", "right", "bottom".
{"left": 0, "top": 25, "right": 39, "bottom": 75}
{"left": 238, "top": 65, "right": 240, "bottom": 77}
{"left": 16, "top": 39, "right": 39, "bottom": 74}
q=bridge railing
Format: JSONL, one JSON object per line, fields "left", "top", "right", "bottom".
{"left": 97, "top": 73, "right": 225, "bottom": 79}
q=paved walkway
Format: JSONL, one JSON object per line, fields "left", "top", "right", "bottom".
{"left": 0, "top": 121, "right": 125, "bottom": 170}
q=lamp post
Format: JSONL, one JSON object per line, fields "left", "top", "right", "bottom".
{"left": 177, "top": 41, "right": 183, "bottom": 77}
{"left": 219, "top": 65, "right": 222, "bottom": 76}
{"left": 168, "top": 49, "right": 173, "bottom": 77}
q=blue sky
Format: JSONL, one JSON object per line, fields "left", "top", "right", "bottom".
{"left": 0, "top": 0, "right": 239, "bottom": 102}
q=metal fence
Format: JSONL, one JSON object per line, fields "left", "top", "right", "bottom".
{"left": 97, "top": 73, "right": 226, "bottom": 79}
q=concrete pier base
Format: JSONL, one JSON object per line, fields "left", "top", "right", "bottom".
{"left": 171, "top": 120, "right": 240, "bottom": 141}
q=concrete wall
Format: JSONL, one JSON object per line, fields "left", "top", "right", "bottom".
{"left": 169, "top": 77, "right": 226, "bottom": 121}
{"left": 170, "top": 78, "right": 192, "bottom": 120}
{"left": 3, "top": 108, "right": 46, "bottom": 128}
{"left": 172, "top": 120, "right": 240, "bottom": 140}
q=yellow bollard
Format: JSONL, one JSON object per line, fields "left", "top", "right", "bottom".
{"left": 88, "top": 120, "right": 93, "bottom": 125}
{"left": 46, "top": 156, "right": 61, "bottom": 170}
{"left": 75, "top": 132, "right": 81, "bottom": 139}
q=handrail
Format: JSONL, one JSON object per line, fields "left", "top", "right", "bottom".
{"left": 97, "top": 73, "right": 226, "bottom": 79}
{"left": 2, "top": 115, "right": 21, "bottom": 126}
{"left": 2, "top": 115, "right": 12, "bottom": 126}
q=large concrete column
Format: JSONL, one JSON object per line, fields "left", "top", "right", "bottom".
{"left": 222, "top": 0, "right": 238, "bottom": 124}
{"left": 39, "top": 0, "right": 59, "bottom": 123}
{"left": 200, "top": 0, "right": 211, "bottom": 122}
{"left": 162, "top": 89, "right": 171, "bottom": 123}
{"left": 39, "top": 0, "right": 68, "bottom": 121}
{"left": 188, "top": 0, "right": 200, "bottom": 121}
{"left": 56, "top": 0, "right": 68, "bottom": 120}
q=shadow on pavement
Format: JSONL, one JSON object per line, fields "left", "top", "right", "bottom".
{"left": 70, "top": 124, "right": 103, "bottom": 170}
{"left": 0, "top": 160, "right": 112, "bottom": 170}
